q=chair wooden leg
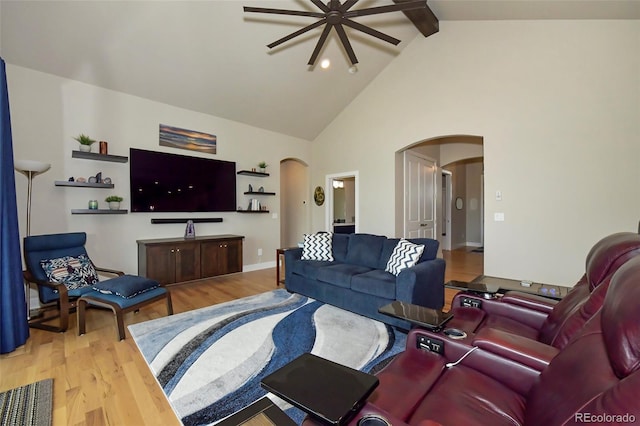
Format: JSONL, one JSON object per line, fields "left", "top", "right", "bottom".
{"left": 78, "top": 299, "right": 87, "bottom": 336}
{"left": 115, "top": 308, "right": 125, "bottom": 341}
{"left": 166, "top": 292, "right": 174, "bottom": 315}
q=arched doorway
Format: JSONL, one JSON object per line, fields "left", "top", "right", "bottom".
{"left": 280, "top": 158, "right": 310, "bottom": 248}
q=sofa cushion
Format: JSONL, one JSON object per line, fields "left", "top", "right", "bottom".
{"left": 93, "top": 274, "right": 159, "bottom": 298}
{"left": 385, "top": 239, "right": 425, "bottom": 276}
{"left": 291, "top": 259, "right": 335, "bottom": 280}
{"left": 351, "top": 270, "right": 396, "bottom": 299}
{"left": 332, "top": 233, "right": 350, "bottom": 263}
{"left": 316, "top": 263, "right": 373, "bottom": 288}
{"left": 379, "top": 238, "right": 439, "bottom": 269}
{"left": 40, "top": 254, "right": 99, "bottom": 290}
{"left": 346, "top": 234, "right": 386, "bottom": 268}
{"left": 301, "top": 232, "right": 334, "bottom": 261}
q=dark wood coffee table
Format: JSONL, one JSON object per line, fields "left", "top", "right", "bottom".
{"left": 261, "top": 353, "right": 379, "bottom": 425}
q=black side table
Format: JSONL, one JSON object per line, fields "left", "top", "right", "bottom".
{"left": 261, "top": 353, "right": 379, "bottom": 425}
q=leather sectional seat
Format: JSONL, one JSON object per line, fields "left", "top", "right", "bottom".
{"left": 357, "top": 255, "right": 640, "bottom": 425}
{"left": 446, "top": 232, "right": 640, "bottom": 349}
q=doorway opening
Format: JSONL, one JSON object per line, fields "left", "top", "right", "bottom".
{"left": 325, "top": 171, "right": 358, "bottom": 234}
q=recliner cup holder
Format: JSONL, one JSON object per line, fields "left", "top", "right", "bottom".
{"left": 358, "top": 415, "right": 391, "bottom": 426}
{"left": 443, "top": 328, "right": 467, "bottom": 339}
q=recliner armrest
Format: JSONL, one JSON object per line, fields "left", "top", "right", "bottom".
{"left": 501, "top": 291, "right": 558, "bottom": 314}
{"left": 472, "top": 327, "right": 559, "bottom": 371}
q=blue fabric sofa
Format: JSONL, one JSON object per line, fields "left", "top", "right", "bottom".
{"left": 284, "top": 233, "right": 446, "bottom": 329}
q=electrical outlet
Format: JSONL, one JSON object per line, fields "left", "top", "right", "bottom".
{"left": 258, "top": 248, "right": 263, "bottom": 256}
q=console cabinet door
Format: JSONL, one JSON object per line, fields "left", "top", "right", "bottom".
{"left": 144, "top": 245, "right": 177, "bottom": 285}
{"left": 201, "top": 238, "right": 243, "bottom": 277}
{"left": 174, "top": 241, "right": 201, "bottom": 283}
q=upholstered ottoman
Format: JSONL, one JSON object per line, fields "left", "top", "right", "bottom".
{"left": 77, "top": 275, "right": 173, "bottom": 340}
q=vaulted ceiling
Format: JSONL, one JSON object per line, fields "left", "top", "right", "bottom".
{"left": 1, "top": 1, "right": 639, "bottom": 140}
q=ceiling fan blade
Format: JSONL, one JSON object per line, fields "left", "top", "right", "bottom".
{"left": 243, "top": 6, "right": 325, "bottom": 19}
{"left": 267, "top": 19, "right": 327, "bottom": 49}
{"left": 344, "top": 1, "right": 426, "bottom": 18}
{"left": 340, "top": 0, "right": 360, "bottom": 12}
{"left": 342, "top": 18, "right": 401, "bottom": 45}
{"left": 334, "top": 24, "right": 359, "bottom": 65}
{"left": 310, "top": 0, "right": 331, "bottom": 13}
{"left": 308, "top": 24, "right": 333, "bottom": 66}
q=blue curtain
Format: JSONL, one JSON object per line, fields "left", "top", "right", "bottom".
{"left": 0, "top": 57, "right": 29, "bottom": 353}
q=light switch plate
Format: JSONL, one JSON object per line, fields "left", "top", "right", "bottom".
{"left": 494, "top": 212, "right": 505, "bottom": 221}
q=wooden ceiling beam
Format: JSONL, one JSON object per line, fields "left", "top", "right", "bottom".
{"left": 393, "top": 0, "right": 439, "bottom": 38}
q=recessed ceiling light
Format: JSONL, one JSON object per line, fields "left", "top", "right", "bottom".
{"left": 320, "top": 59, "right": 331, "bottom": 69}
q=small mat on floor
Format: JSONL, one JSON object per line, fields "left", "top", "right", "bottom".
{"left": 129, "top": 289, "right": 406, "bottom": 425}
{"left": 0, "top": 379, "right": 53, "bottom": 426}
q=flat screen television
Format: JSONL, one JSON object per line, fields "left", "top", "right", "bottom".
{"left": 129, "top": 148, "right": 236, "bottom": 213}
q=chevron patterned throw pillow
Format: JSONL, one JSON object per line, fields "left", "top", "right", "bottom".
{"left": 385, "top": 239, "right": 425, "bottom": 276}
{"left": 301, "top": 232, "right": 334, "bottom": 261}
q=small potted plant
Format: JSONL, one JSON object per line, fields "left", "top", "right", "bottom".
{"left": 258, "top": 161, "right": 268, "bottom": 173}
{"left": 105, "top": 195, "right": 123, "bottom": 210}
{"left": 74, "top": 134, "right": 96, "bottom": 152}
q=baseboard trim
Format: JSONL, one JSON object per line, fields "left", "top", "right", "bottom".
{"left": 243, "top": 261, "right": 276, "bottom": 272}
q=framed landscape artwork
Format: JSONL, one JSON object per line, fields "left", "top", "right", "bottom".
{"left": 159, "top": 124, "right": 217, "bottom": 154}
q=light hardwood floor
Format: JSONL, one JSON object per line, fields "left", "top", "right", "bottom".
{"left": 0, "top": 248, "right": 482, "bottom": 426}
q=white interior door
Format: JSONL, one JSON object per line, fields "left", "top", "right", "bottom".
{"left": 441, "top": 170, "right": 452, "bottom": 250}
{"left": 404, "top": 152, "right": 436, "bottom": 239}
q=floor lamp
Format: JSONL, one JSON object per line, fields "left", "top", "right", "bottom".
{"left": 14, "top": 159, "right": 51, "bottom": 319}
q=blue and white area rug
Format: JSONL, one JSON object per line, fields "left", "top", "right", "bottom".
{"left": 129, "top": 289, "right": 406, "bottom": 425}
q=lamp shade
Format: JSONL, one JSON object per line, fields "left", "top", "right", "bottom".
{"left": 14, "top": 159, "right": 51, "bottom": 175}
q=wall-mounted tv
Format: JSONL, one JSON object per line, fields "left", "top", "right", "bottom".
{"left": 130, "top": 148, "right": 236, "bottom": 213}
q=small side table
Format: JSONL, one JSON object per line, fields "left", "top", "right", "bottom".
{"left": 276, "top": 247, "right": 297, "bottom": 286}
{"left": 261, "top": 353, "right": 378, "bottom": 425}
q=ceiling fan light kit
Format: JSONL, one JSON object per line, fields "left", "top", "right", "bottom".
{"left": 244, "top": 0, "right": 430, "bottom": 67}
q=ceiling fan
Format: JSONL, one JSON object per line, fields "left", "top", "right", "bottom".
{"left": 244, "top": 0, "right": 428, "bottom": 66}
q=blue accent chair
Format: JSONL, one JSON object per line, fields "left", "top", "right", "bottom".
{"left": 23, "top": 232, "right": 172, "bottom": 338}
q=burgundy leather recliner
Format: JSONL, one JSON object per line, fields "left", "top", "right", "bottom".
{"left": 447, "top": 232, "right": 640, "bottom": 349}
{"left": 355, "top": 255, "right": 640, "bottom": 425}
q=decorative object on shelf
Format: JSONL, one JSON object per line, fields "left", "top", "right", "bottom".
{"left": 314, "top": 186, "right": 325, "bottom": 206}
{"left": 258, "top": 161, "right": 267, "bottom": 173}
{"left": 102, "top": 177, "right": 112, "bottom": 184}
{"left": 159, "top": 124, "right": 217, "bottom": 154}
{"left": 14, "top": 159, "right": 51, "bottom": 320}
{"left": 251, "top": 167, "right": 257, "bottom": 172}
{"left": 249, "top": 199, "right": 261, "bottom": 211}
{"left": 99, "top": 141, "right": 108, "bottom": 154}
{"left": 248, "top": 184, "right": 253, "bottom": 192}
{"left": 76, "top": 177, "right": 86, "bottom": 183}
{"left": 88, "top": 176, "right": 97, "bottom": 183}
{"left": 88, "top": 200, "right": 98, "bottom": 210}
{"left": 258, "top": 186, "right": 264, "bottom": 192}
{"left": 184, "top": 220, "right": 196, "bottom": 239}
{"left": 68, "top": 176, "right": 75, "bottom": 182}
{"left": 74, "top": 133, "right": 96, "bottom": 152}
{"left": 261, "top": 205, "right": 268, "bottom": 211}
{"left": 105, "top": 195, "right": 123, "bottom": 210}
{"left": 95, "top": 172, "right": 102, "bottom": 183}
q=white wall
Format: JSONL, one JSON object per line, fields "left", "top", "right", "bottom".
{"left": 312, "top": 20, "right": 640, "bottom": 285}
{"left": 8, "top": 65, "right": 311, "bottom": 275}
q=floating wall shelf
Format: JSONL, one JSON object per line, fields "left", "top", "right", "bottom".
{"left": 236, "top": 210, "right": 270, "bottom": 214}
{"left": 71, "top": 209, "right": 128, "bottom": 215}
{"left": 237, "top": 170, "right": 269, "bottom": 177}
{"left": 72, "top": 151, "right": 128, "bottom": 163}
{"left": 55, "top": 180, "right": 114, "bottom": 189}
{"left": 244, "top": 191, "right": 276, "bottom": 196}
